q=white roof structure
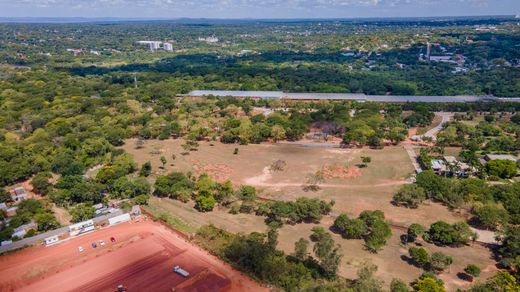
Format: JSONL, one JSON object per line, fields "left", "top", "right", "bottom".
{"left": 190, "top": 90, "right": 284, "bottom": 99}
{"left": 484, "top": 154, "right": 518, "bottom": 162}
{"left": 186, "top": 90, "right": 515, "bottom": 103}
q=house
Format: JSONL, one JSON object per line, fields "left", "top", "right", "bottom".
{"left": 431, "top": 159, "right": 447, "bottom": 175}
{"left": 444, "top": 156, "right": 477, "bottom": 177}
{"left": 431, "top": 156, "right": 477, "bottom": 177}
{"left": 12, "top": 222, "right": 37, "bottom": 239}
{"left": 482, "top": 154, "right": 518, "bottom": 163}
{"left": 10, "top": 187, "right": 27, "bottom": 202}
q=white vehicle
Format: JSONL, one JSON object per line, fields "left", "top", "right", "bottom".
{"left": 99, "top": 240, "right": 105, "bottom": 246}
{"left": 173, "top": 266, "right": 189, "bottom": 277}
{"left": 78, "top": 246, "right": 84, "bottom": 252}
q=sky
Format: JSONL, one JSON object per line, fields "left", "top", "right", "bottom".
{"left": 0, "top": 0, "right": 519, "bottom": 19}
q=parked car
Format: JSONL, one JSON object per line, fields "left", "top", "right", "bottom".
{"left": 99, "top": 240, "right": 105, "bottom": 246}
{"left": 78, "top": 246, "right": 84, "bottom": 252}
{"left": 91, "top": 242, "right": 97, "bottom": 248}
{"left": 110, "top": 237, "right": 116, "bottom": 242}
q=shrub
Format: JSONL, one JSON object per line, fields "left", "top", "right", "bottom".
{"left": 334, "top": 210, "right": 391, "bottom": 252}
{"left": 393, "top": 185, "right": 427, "bottom": 209}
{"left": 194, "top": 195, "right": 215, "bottom": 212}
{"left": 409, "top": 247, "right": 430, "bottom": 268}
{"left": 407, "top": 223, "right": 426, "bottom": 243}
{"left": 429, "top": 252, "right": 453, "bottom": 273}
{"left": 464, "top": 264, "right": 481, "bottom": 280}
{"left": 427, "top": 221, "right": 476, "bottom": 246}
{"left": 473, "top": 203, "right": 510, "bottom": 230}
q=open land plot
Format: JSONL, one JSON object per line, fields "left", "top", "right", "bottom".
{"left": 123, "top": 139, "right": 464, "bottom": 226}
{"left": 0, "top": 219, "right": 265, "bottom": 292}
{"left": 127, "top": 139, "right": 500, "bottom": 291}
{"left": 146, "top": 197, "right": 498, "bottom": 291}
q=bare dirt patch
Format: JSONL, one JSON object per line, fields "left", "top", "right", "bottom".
{"left": 322, "top": 165, "right": 361, "bottom": 179}
{"left": 193, "top": 162, "right": 233, "bottom": 182}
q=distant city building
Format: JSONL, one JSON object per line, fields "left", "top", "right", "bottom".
{"left": 163, "top": 42, "right": 173, "bottom": 51}
{"left": 198, "top": 36, "right": 219, "bottom": 43}
{"left": 136, "top": 41, "right": 162, "bottom": 51}
{"left": 475, "top": 26, "right": 498, "bottom": 31}
{"left": 66, "top": 48, "right": 82, "bottom": 56}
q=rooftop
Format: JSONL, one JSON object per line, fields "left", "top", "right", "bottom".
{"left": 484, "top": 154, "right": 518, "bottom": 162}
{"left": 185, "top": 90, "right": 516, "bottom": 103}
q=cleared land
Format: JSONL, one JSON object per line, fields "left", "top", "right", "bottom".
{"left": 123, "top": 139, "right": 461, "bottom": 226}
{"left": 0, "top": 219, "right": 265, "bottom": 292}
{"left": 125, "top": 139, "right": 498, "bottom": 290}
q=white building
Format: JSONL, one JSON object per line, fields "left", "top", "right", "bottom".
{"left": 163, "top": 43, "right": 173, "bottom": 51}
{"left": 69, "top": 219, "right": 94, "bottom": 236}
{"left": 136, "top": 41, "right": 162, "bottom": 51}
{"left": 108, "top": 213, "right": 131, "bottom": 225}
{"left": 198, "top": 36, "right": 219, "bottom": 43}
{"left": 44, "top": 235, "right": 60, "bottom": 246}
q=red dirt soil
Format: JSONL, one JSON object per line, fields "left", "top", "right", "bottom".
{"left": 193, "top": 162, "right": 233, "bottom": 182}
{"left": 0, "top": 219, "right": 266, "bottom": 292}
{"left": 322, "top": 165, "right": 361, "bottom": 179}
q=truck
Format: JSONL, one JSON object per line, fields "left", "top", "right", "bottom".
{"left": 173, "top": 266, "right": 189, "bottom": 277}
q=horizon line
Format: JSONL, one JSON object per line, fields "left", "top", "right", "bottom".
{"left": 0, "top": 14, "right": 517, "bottom": 23}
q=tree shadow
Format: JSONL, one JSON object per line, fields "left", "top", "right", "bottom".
{"left": 457, "top": 272, "right": 473, "bottom": 282}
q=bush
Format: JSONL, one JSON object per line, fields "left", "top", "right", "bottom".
{"left": 334, "top": 210, "right": 391, "bottom": 252}
{"left": 139, "top": 161, "right": 152, "bottom": 177}
{"left": 133, "top": 194, "right": 150, "bottom": 205}
{"left": 238, "top": 185, "right": 256, "bottom": 201}
{"left": 473, "top": 203, "right": 509, "bottom": 230}
{"left": 239, "top": 201, "right": 255, "bottom": 214}
{"left": 407, "top": 223, "right": 426, "bottom": 243}
{"left": 409, "top": 247, "right": 430, "bottom": 268}
{"left": 427, "top": 221, "right": 476, "bottom": 246}
{"left": 413, "top": 277, "right": 444, "bottom": 292}
{"left": 486, "top": 159, "right": 517, "bottom": 179}
{"left": 264, "top": 198, "right": 333, "bottom": 224}
{"left": 429, "top": 252, "right": 453, "bottom": 273}
{"left": 390, "top": 278, "right": 410, "bottom": 292}
{"left": 393, "top": 185, "right": 427, "bottom": 209}
{"left": 194, "top": 195, "right": 215, "bottom": 212}
{"left": 464, "top": 264, "right": 481, "bottom": 279}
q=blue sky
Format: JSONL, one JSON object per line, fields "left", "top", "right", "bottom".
{"left": 0, "top": 0, "right": 519, "bottom": 18}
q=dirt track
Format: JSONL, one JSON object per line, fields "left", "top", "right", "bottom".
{"left": 0, "top": 219, "right": 265, "bottom": 292}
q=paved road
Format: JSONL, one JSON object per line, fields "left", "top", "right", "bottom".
{"left": 423, "top": 112, "right": 454, "bottom": 141}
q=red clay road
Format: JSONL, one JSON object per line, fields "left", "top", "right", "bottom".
{"left": 0, "top": 219, "right": 266, "bottom": 292}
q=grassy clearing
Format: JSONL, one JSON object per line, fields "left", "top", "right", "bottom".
{"left": 143, "top": 202, "right": 198, "bottom": 234}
